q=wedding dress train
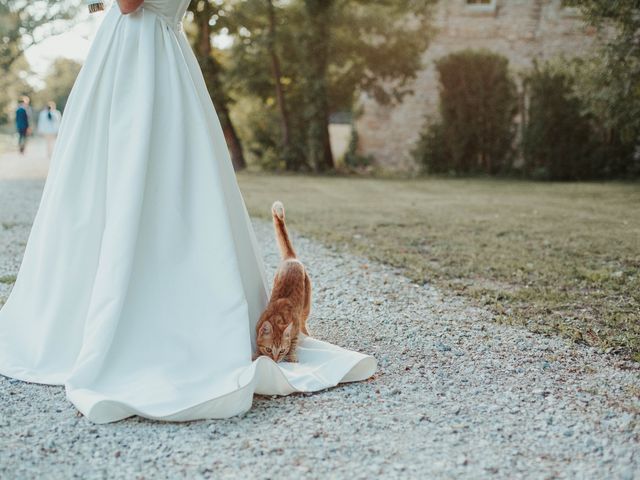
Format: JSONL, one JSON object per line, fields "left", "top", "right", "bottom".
{"left": 0, "top": 0, "right": 375, "bottom": 423}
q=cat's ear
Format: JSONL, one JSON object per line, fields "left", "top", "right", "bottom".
{"left": 283, "top": 322, "right": 293, "bottom": 339}
{"left": 258, "top": 321, "right": 273, "bottom": 338}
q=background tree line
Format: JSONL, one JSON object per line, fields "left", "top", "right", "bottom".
{"left": 187, "top": 0, "right": 435, "bottom": 172}
{"left": 0, "top": 0, "right": 81, "bottom": 125}
{"left": 1, "top": 0, "right": 435, "bottom": 161}
{"left": 2, "top": 0, "right": 637, "bottom": 180}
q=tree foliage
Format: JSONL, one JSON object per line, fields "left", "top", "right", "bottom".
{"left": 31, "top": 57, "right": 82, "bottom": 113}
{"left": 564, "top": 0, "right": 640, "bottom": 147}
{"left": 205, "top": 0, "right": 435, "bottom": 170}
{"left": 523, "top": 60, "right": 637, "bottom": 180}
{"left": 0, "top": 0, "right": 79, "bottom": 75}
{"left": 302, "top": 0, "right": 334, "bottom": 171}
{"left": 0, "top": 56, "right": 32, "bottom": 125}
{"left": 0, "top": 0, "right": 79, "bottom": 126}
{"left": 187, "top": 0, "right": 248, "bottom": 170}
{"left": 522, "top": 63, "right": 596, "bottom": 180}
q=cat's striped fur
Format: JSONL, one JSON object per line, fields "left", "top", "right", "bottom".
{"left": 255, "top": 201, "right": 311, "bottom": 363}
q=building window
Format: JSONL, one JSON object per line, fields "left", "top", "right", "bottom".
{"left": 465, "top": 0, "right": 497, "bottom": 13}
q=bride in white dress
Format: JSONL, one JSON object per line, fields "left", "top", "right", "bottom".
{"left": 0, "top": 0, "right": 375, "bottom": 423}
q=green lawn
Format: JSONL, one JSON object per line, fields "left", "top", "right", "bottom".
{"left": 238, "top": 173, "right": 640, "bottom": 361}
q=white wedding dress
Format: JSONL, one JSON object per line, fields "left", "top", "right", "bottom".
{"left": 0, "top": 0, "right": 375, "bottom": 423}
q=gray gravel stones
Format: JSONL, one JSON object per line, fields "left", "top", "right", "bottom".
{"left": 0, "top": 179, "right": 639, "bottom": 479}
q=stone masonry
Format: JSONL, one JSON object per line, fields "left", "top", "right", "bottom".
{"left": 355, "top": 0, "right": 599, "bottom": 172}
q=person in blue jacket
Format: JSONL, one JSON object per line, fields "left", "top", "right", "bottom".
{"left": 15, "top": 97, "right": 31, "bottom": 154}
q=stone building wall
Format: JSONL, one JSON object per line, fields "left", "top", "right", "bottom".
{"left": 355, "top": 0, "right": 598, "bottom": 172}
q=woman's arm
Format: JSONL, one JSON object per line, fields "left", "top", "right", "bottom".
{"left": 118, "top": 0, "right": 144, "bottom": 14}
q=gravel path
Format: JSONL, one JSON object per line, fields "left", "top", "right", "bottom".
{"left": 0, "top": 137, "right": 50, "bottom": 180}
{"left": 0, "top": 178, "right": 638, "bottom": 479}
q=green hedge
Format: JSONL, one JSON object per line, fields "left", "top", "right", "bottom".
{"left": 522, "top": 62, "right": 636, "bottom": 180}
{"left": 415, "top": 49, "right": 518, "bottom": 175}
{"left": 415, "top": 51, "right": 638, "bottom": 180}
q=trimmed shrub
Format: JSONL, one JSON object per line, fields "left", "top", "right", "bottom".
{"left": 416, "top": 49, "right": 518, "bottom": 175}
{"left": 522, "top": 61, "right": 636, "bottom": 180}
{"left": 523, "top": 63, "right": 596, "bottom": 180}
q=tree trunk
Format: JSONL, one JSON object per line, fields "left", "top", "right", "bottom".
{"left": 194, "top": 3, "right": 246, "bottom": 171}
{"left": 303, "top": 0, "right": 335, "bottom": 172}
{"left": 266, "top": 0, "right": 296, "bottom": 170}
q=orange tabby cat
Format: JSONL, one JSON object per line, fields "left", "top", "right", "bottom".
{"left": 255, "top": 201, "right": 311, "bottom": 363}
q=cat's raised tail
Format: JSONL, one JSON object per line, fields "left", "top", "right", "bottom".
{"left": 271, "top": 201, "right": 296, "bottom": 260}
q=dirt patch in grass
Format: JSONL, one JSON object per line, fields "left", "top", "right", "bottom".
{"left": 238, "top": 172, "right": 640, "bottom": 361}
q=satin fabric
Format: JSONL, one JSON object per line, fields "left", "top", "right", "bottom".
{"left": 0, "top": 0, "right": 375, "bottom": 423}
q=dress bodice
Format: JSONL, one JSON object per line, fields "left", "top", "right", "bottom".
{"left": 139, "top": 0, "right": 191, "bottom": 29}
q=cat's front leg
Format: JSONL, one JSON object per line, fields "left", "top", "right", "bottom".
{"left": 285, "top": 350, "right": 298, "bottom": 362}
{"left": 285, "top": 336, "right": 299, "bottom": 362}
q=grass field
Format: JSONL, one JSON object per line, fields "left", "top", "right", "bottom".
{"left": 238, "top": 173, "right": 640, "bottom": 361}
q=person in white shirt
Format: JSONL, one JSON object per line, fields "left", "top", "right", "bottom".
{"left": 37, "top": 101, "right": 62, "bottom": 159}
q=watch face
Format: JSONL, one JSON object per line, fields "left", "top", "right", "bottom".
{"left": 88, "top": 1, "right": 105, "bottom": 13}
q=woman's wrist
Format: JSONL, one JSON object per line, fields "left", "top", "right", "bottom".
{"left": 117, "top": 0, "right": 144, "bottom": 14}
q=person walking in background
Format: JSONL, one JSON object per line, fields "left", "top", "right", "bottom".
{"left": 38, "top": 101, "right": 62, "bottom": 159}
{"left": 15, "top": 97, "right": 30, "bottom": 154}
{"left": 24, "top": 96, "right": 34, "bottom": 127}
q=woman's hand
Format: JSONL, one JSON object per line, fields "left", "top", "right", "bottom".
{"left": 118, "top": 0, "right": 144, "bottom": 14}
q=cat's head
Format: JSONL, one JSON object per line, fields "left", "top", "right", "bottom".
{"left": 257, "top": 320, "right": 293, "bottom": 362}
